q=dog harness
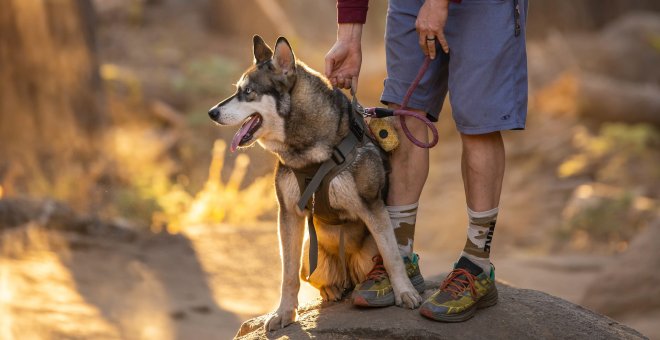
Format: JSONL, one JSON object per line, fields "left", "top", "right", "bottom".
{"left": 294, "top": 97, "right": 385, "bottom": 281}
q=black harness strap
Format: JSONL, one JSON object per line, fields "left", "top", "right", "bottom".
{"left": 296, "top": 132, "right": 360, "bottom": 212}
{"left": 298, "top": 115, "right": 363, "bottom": 280}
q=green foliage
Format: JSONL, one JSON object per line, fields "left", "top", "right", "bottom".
{"left": 649, "top": 34, "right": 660, "bottom": 53}
{"left": 558, "top": 192, "right": 638, "bottom": 243}
{"left": 556, "top": 123, "right": 660, "bottom": 250}
{"left": 558, "top": 123, "right": 660, "bottom": 186}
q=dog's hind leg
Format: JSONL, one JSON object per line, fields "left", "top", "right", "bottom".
{"left": 301, "top": 241, "right": 349, "bottom": 302}
{"left": 348, "top": 233, "right": 379, "bottom": 285}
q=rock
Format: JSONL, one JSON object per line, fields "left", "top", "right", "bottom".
{"left": 582, "top": 219, "right": 660, "bottom": 317}
{"left": 235, "top": 281, "right": 646, "bottom": 339}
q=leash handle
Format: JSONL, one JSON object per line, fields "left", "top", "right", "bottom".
{"left": 351, "top": 56, "right": 438, "bottom": 149}
{"left": 397, "top": 109, "right": 439, "bottom": 148}
{"left": 359, "top": 56, "right": 438, "bottom": 149}
{"left": 397, "top": 56, "right": 438, "bottom": 148}
{"left": 365, "top": 106, "right": 438, "bottom": 148}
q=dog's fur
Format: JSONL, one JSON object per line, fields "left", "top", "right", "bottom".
{"left": 209, "top": 36, "right": 422, "bottom": 331}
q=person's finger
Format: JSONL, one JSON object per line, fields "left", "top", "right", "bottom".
{"left": 437, "top": 31, "right": 449, "bottom": 54}
{"left": 351, "top": 77, "right": 359, "bottom": 93}
{"left": 338, "top": 77, "right": 347, "bottom": 89}
{"left": 427, "top": 36, "right": 437, "bottom": 60}
{"left": 330, "top": 77, "right": 338, "bottom": 87}
{"left": 418, "top": 31, "right": 429, "bottom": 56}
{"left": 338, "top": 75, "right": 347, "bottom": 89}
{"left": 324, "top": 56, "right": 334, "bottom": 78}
{"left": 342, "top": 77, "right": 351, "bottom": 89}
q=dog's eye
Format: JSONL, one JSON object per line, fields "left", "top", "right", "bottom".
{"left": 244, "top": 87, "right": 253, "bottom": 95}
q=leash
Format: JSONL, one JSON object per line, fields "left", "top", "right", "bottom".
{"left": 356, "top": 56, "right": 439, "bottom": 149}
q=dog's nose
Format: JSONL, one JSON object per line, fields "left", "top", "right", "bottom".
{"left": 208, "top": 107, "right": 220, "bottom": 120}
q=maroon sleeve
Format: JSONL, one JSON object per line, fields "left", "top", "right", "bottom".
{"left": 337, "top": 0, "right": 462, "bottom": 24}
{"left": 337, "top": 0, "right": 369, "bottom": 24}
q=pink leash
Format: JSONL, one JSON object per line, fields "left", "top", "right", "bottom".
{"left": 363, "top": 56, "right": 438, "bottom": 148}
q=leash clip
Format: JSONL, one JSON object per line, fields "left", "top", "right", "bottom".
{"left": 350, "top": 87, "right": 369, "bottom": 118}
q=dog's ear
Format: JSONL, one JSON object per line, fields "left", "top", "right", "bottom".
{"left": 253, "top": 35, "right": 273, "bottom": 64}
{"left": 273, "top": 37, "right": 296, "bottom": 76}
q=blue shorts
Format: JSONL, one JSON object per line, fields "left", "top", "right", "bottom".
{"left": 381, "top": 0, "right": 529, "bottom": 134}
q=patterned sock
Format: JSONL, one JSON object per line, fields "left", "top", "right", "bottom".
{"left": 460, "top": 206, "right": 498, "bottom": 275}
{"left": 387, "top": 202, "right": 418, "bottom": 259}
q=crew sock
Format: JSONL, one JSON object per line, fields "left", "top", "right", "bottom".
{"left": 459, "top": 206, "right": 498, "bottom": 275}
{"left": 387, "top": 202, "right": 418, "bottom": 259}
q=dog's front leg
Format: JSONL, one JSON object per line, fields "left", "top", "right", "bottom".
{"left": 358, "top": 202, "right": 423, "bottom": 309}
{"left": 264, "top": 206, "right": 305, "bottom": 331}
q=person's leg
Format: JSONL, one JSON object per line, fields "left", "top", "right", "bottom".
{"left": 387, "top": 105, "right": 429, "bottom": 258}
{"left": 351, "top": 0, "right": 448, "bottom": 307}
{"left": 352, "top": 108, "right": 433, "bottom": 308}
{"left": 378, "top": 0, "right": 448, "bottom": 259}
{"left": 420, "top": 0, "right": 528, "bottom": 322}
{"left": 459, "top": 131, "right": 504, "bottom": 274}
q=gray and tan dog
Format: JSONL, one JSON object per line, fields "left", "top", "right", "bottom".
{"left": 208, "top": 35, "right": 422, "bottom": 331}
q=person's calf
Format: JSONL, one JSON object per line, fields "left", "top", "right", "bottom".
{"left": 387, "top": 104, "right": 429, "bottom": 206}
{"left": 459, "top": 131, "right": 504, "bottom": 211}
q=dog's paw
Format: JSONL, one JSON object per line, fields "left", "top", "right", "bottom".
{"left": 397, "top": 289, "right": 423, "bottom": 309}
{"left": 264, "top": 308, "right": 296, "bottom": 332}
{"left": 393, "top": 282, "right": 423, "bottom": 309}
{"left": 320, "top": 285, "right": 344, "bottom": 302}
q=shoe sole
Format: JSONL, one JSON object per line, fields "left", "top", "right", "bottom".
{"left": 419, "top": 285, "right": 498, "bottom": 322}
{"left": 352, "top": 274, "right": 426, "bottom": 307}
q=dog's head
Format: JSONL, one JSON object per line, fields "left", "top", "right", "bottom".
{"left": 208, "top": 35, "right": 296, "bottom": 152}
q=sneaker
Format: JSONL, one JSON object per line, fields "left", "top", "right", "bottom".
{"left": 352, "top": 253, "right": 425, "bottom": 307}
{"left": 419, "top": 256, "right": 498, "bottom": 322}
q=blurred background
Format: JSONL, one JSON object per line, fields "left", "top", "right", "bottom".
{"left": 0, "top": 0, "right": 659, "bottom": 339}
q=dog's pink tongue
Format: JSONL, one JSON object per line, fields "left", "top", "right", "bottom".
{"left": 231, "top": 115, "right": 259, "bottom": 152}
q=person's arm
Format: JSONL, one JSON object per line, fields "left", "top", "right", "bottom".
{"left": 337, "top": 0, "right": 369, "bottom": 24}
{"left": 325, "top": 0, "right": 367, "bottom": 90}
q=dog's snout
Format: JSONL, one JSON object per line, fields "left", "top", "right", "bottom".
{"left": 208, "top": 107, "right": 220, "bottom": 120}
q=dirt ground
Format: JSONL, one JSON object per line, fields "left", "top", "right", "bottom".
{"left": 1, "top": 219, "right": 657, "bottom": 340}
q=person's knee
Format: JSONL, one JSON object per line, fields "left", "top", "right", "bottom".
{"left": 460, "top": 131, "right": 502, "bottom": 149}
{"left": 387, "top": 103, "right": 429, "bottom": 143}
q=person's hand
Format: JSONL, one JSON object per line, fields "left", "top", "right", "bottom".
{"left": 416, "top": 0, "right": 450, "bottom": 59}
{"left": 325, "top": 23, "right": 363, "bottom": 90}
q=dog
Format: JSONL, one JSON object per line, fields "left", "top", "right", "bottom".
{"left": 208, "top": 35, "right": 423, "bottom": 331}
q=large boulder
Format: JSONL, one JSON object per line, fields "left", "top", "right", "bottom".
{"left": 582, "top": 220, "right": 660, "bottom": 339}
{"left": 236, "top": 281, "right": 646, "bottom": 339}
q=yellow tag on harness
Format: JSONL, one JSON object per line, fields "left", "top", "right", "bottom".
{"left": 368, "top": 117, "right": 399, "bottom": 152}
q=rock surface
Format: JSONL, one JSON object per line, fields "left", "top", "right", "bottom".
{"left": 236, "top": 281, "right": 647, "bottom": 339}
{"left": 583, "top": 220, "right": 660, "bottom": 316}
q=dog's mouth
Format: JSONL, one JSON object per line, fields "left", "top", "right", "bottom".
{"left": 231, "top": 113, "right": 263, "bottom": 152}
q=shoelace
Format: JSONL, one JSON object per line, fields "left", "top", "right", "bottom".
{"left": 365, "top": 255, "right": 388, "bottom": 281}
{"left": 440, "top": 268, "right": 478, "bottom": 300}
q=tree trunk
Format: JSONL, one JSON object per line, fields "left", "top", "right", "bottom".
{"left": 0, "top": 0, "right": 104, "bottom": 210}
{"left": 534, "top": 72, "right": 660, "bottom": 125}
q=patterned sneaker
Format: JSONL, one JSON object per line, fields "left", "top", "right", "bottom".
{"left": 419, "top": 256, "right": 498, "bottom": 322}
{"left": 352, "top": 253, "right": 425, "bottom": 307}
